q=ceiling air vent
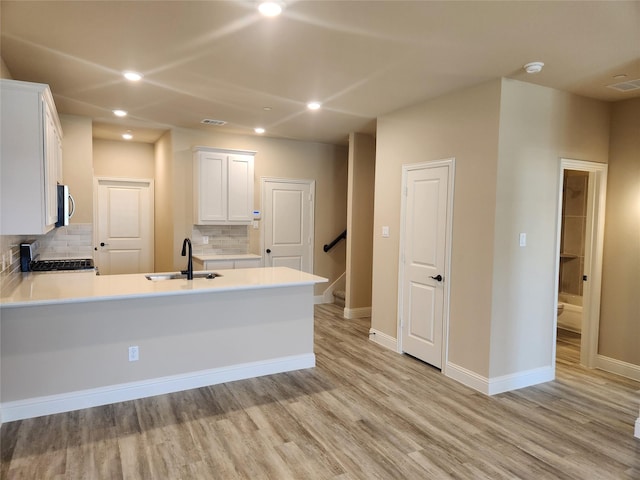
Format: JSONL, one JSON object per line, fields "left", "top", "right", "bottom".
{"left": 201, "top": 118, "right": 227, "bottom": 126}
{"left": 606, "top": 79, "right": 640, "bottom": 92}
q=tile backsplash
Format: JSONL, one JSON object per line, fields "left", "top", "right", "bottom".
{"left": 191, "top": 225, "right": 249, "bottom": 255}
{"left": 0, "top": 234, "right": 23, "bottom": 296}
{"left": 37, "top": 223, "right": 94, "bottom": 259}
{"left": 0, "top": 224, "right": 93, "bottom": 295}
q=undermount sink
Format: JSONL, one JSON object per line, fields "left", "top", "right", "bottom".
{"left": 145, "top": 272, "right": 222, "bottom": 281}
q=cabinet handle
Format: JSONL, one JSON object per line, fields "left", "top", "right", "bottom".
{"left": 100, "top": 242, "right": 109, "bottom": 247}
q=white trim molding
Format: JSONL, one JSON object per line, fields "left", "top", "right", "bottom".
{"left": 446, "top": 362, "right": 554, "bottom": 395}
{"left": 595, "top": 355, "right": 640, "bottom": 383}
{"left": 0, "top": 354, "right": 315, "bottom": 422}
{"left": 344, "top": 306, "right": 371, "bottom": 319}
{"left": 368, "top": 328, "right": 397, "bottom": 351}
{"left": 635, "top": 415, "right": 640, "bottom": 439}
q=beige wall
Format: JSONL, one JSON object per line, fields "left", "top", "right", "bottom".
{"left": 599, "top": 97, "right": 640, "bottom": 365}
{"left": 373, "top": 80, "right": 502, "bottom": 376}
{"left": 60, "top": 115, "right": 94, "bottom": 224}
{"left": 346, "top": 132, "right": 375, "bottom": 310}
{"left": 164, "top": 128, "right": 348, "bottom": 294}
{"left": 93, "top": 139, "right": 154, "bottom": 179}
{"left": 491, "top": 79, "right": 610, "bottom": 377}
{"left": 154, "top": 131, "right": 175, "bottom": 273}
{"left": 373, "top": 78, "right": 614, "bottom": 381}
{"left": 1, "top": 57, "right": 13, "bottom": 79}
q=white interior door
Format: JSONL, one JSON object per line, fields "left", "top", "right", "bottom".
{"left": 399, "top": 160, "right": 453, "bottom": 368}
{"left": 262, "top": 178, "right": 314, "bottom": 273}
{"left": 95, "top": 178, "right": 154, "bottom": 275}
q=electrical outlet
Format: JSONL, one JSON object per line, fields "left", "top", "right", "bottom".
{"left": 202, "top": 235, "right": 209, "bottom": 244}
{"left": 128, "top": 345, "right": 139, "bottom": 362}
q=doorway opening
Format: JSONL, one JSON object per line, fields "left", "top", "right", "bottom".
{"left": 554, "top": 159, "right": 607, "bottom": 369}
{"left": 557, "top": 170, "right": 588, "bottom": 334}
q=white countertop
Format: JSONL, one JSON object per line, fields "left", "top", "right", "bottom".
{"left": 193, "top": 253, "right": 261, "bottom": 262}
{"left": 0, "top": 267, "right": 327, "bottom": 308}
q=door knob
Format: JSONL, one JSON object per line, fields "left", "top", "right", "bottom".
{"left": 430, "top": 274, "right": 443, "bottom": 282}
{"left": 266, "top": 248, "right": 271, "bottom": 254}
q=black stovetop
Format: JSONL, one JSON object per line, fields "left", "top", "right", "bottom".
{"left": 29, "top": 259, "right": 95, "bottom": 271}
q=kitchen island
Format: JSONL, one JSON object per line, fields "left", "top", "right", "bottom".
{"left": 0, "top": 267, "right": 326, "bottom": 421}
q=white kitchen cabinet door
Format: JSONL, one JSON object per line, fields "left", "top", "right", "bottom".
{"left": 0, "top": 79, "right": 62, "bottom": 235}
{"left": 227, "top": 154, "right": 254, "bottom": 222}
{"left": 193, "top": 147, "right": 255, "bottom": 225}
{"left": 194, "top": 150, "right": 227, "bottom": 223}
{"left": 44, "top": 105, "right": 62, "bottom": 227}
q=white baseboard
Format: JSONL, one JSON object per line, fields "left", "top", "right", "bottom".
{"left": 368, "top": 328, "right": 397, "bottom": 351}
{"left": 314, "top": 295, "right": 327, "bottom": 304}
{"left": 445, "top": 362, "right": 489, "bottom": 393}
{"left": 0, "top": 354, "right": 315, "bottom": 422}
{"left": 446, "top": 362, "right": 554, "bottom": 395}
{"left": 344, "top": 306, "right": 371, "bottom": 319}
{"left": 487, "top": 365, "right": 554, "bottom": 395}
{"left": 595, "top": 354, "right": 640, "bottom": 382}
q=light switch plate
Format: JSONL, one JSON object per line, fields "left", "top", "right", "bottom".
{"left": 519, "top": 233, "right": 527, "bottom": 247}
{"left": 382, "top": 226, "right": 390, "bottom": 238}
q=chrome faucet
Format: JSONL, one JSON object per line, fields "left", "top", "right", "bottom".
{"left": 181, "top": 238, "right": 193, "bottom": 280}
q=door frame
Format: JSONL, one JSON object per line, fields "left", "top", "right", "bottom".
{"left": 554, "top": 159, "right": 607, "bottom": 369}
{"left": 260, "top": 177, "right": 315, "bottom": 273}
{"left": 396, "top": 158, "right": 455, "bottom": 373}
{"left": 93, "top": 176, "right": 155, "bottom": 274}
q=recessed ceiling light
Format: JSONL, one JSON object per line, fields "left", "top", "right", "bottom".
{"left": 123, "top": 71, "right": 143, "bottom": 82}
{"left": 263, "top": 106, "right": 272, "bottom": 111}
{"left": 523, "top": 62, "right": 544, "bottom": 74}
{"left": 122, "top": 132, "right": 133, "bottom": 140}
{"left": 613, "top": 74, "right": 628, "bottom": 80}
{"left": 307, "top": 101, "right": 321, "bottom": 111}
{"left": 254, "top": 127, "right": 265, "bottom": 134}
{"left": 113, "top": 109, "right": 128, "bottom": 117}
{"left": 258, "top": 1, "right": 283, "bottom": 17}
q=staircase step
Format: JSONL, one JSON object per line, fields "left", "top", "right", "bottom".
{"left": 333, "top": 290, "right": 345, "bottom": 307}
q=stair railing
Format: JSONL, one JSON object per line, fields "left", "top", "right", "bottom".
{"left": 323, "top": 230, "right": 347, "bottom": 252}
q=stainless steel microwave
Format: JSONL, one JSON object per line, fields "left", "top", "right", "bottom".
{"left": 56, "top": 184, "right": 75, "bottom": 227}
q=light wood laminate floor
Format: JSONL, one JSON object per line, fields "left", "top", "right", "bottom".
{"left": 2, "top": 305, "right": 639, "bottom": 479}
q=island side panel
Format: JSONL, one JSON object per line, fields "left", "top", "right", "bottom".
{"left": 1, "top": 285, "right": 314, "bottom": 404}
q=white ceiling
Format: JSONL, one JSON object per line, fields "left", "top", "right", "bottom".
{"left": 2, "top": 1, "right": 639, "bottom": 145}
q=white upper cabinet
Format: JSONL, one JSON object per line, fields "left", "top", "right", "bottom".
{"left": 1, "top": 79, "right": 63, "bottom": 235}
{"left": 193, "top": 147, "right": 255, "bottom": 225}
